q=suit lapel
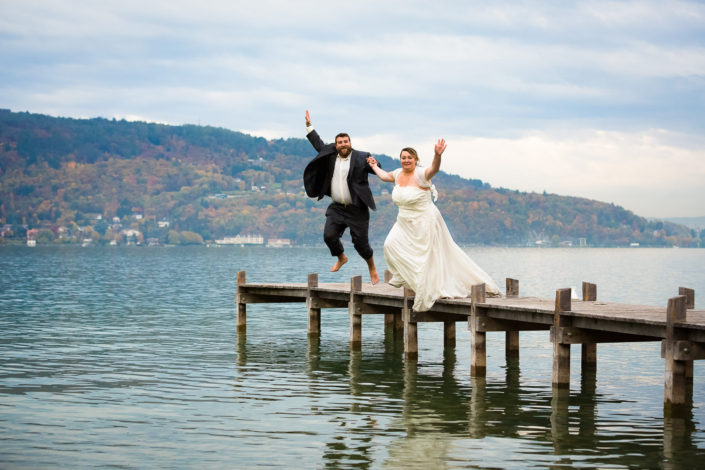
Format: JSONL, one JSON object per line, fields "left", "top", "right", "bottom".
{"left": 347, "top": 150, "right": 360, "bottom": 183}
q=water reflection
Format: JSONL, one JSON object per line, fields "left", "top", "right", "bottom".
{"left": 236, "top": 331, "right": 247, "bottom": 366}
{"left": 664, "top": 410, "right": 699, "bottom": 469}
{"left": 231, "top": 332, "right": 703, "bottom": 469}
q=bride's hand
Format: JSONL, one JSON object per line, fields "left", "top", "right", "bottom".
{"left": 366, "top": 156, "right": 378, "bottom": 167}
{"left": 434, "top": 138, "right": 447, "bottom": 156}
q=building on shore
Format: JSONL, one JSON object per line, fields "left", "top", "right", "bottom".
{"left": 215, "top": 234, "right": 264, "bottom": 246}
{"left": 266, "top": 238, "right": 292, "bottom": 248}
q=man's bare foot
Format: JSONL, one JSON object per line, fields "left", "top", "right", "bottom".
{"left": 330, "top": 254, "right": 348, "bottom": 272}
{"left": 364, "top": 255, "right": 380, "bottom": 285}
{"left": 369, "top": 268, "right": 380, "bottom": 285}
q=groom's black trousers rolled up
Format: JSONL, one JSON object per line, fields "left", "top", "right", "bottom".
{"left": 324, "top": 202, "right": 373, "bottom": 260}
{"left": 303, "top": 128, "right": 379, "bottom": 262}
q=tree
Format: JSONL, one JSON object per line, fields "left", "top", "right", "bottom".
{"left": 179, "top": 230, "right": 203, "bottom": 245}
{"left": 167, "top": 230, "right": 182, "bottom": 245}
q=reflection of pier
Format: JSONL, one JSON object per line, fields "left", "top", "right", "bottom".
{"left": 235, "top": 322, "right": 700, "bottom": 467}
{"left": 234, "top": 270, "right": 703, "bottom": 416}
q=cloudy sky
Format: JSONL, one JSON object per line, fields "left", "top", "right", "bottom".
{"left": 2, "top": 0, "right": 704, "bottom": 218}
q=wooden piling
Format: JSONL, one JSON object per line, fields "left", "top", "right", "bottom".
{"left": 394, "top": 307, "right": 404, "bottom": 332}
{"left": 236, "top": 271, "right": 247, "bottom": 332}
{"left": 307, "top": 273, "right": 320, "bottom": 336}
{"left": 444, "top": 321, "right": 456, "bottom": 348}
{"left": 551, "top": 288, "right": 572, "bottom": 389}
{"left": 582, "top": 281, "right": 597, "bottom": 302}
{"left": 383, "top": 270, "right": 402, "bottom": 332}
{"left": 581, "top": 282, "right": 598, "bottom": 369}
{"left": 664, "top": 295, "right": 688, "bottom": 412}
{"left": 384, "top": 273, "right": 394, "bottom": 327}
{"left": 403, "top": 287, "right": 418, "bottom": 359}
{"left": 679, "top": 287, "right": 695, "bottom": 382}
{"left": 470, "top": 283, "right": 487, "bottom": 377}
{"left": 679, "top": 287, "right": 694, "bottom": 309}
{"left": 506, "top": 278, "right": 519, "bottom": 297}
{"left": 505, "top": 278, "right": 520, "bottom": 358}
{"left": 349, "top": 275, "right": 363, "bottom": 351}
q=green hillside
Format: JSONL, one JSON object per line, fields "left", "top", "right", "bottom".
{"left": 0, "top": 109, "right": 700, "bottom": 247}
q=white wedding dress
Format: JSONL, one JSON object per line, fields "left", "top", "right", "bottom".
{"left": 384, "top": 167, "right": 502, "bottom": 311}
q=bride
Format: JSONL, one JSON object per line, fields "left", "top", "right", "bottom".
{"left": 367, "top": 139, "right": 502, "bottom": 311}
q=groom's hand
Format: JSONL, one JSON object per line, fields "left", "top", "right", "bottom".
{"left": 305, "top": 110, "right": 311, "bottom": 127}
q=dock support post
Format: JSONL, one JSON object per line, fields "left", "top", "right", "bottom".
{"left": 551, "top": 288, "right": 572, "bottom": 389}
{"left": 470, "top": 283, "right": 487, "bottom": 377}
{"left": 505, "top": 278, "right": 520, "bottom": 359}
{"left": 383, "top": 270, "right": 403, "bottom": 334}
{"left": 236, "top": 271, "right": 247, "bottom": 332}
{"left": 679, "top": 287, "right": 695, "bottom": 383}
{"left": 307, "top": 273, "right": 320, "bottom": 337}
{"left": 664, "top": 295, "right": 689, "bottom": 414}
{"left": 384, "top": 270, "right": 394, "bottom": 327}
{"left": 383, "top": 270, "right": 404, "bottom": 335}
{"left": 581, "top": 282, "right": 597, "bottom": 370}
{"left": 403, "top": 287, "right": 418, "bottom": 359}
{"left": 395, "top": 308, "right": 404, "bottom": 333}
{"left": 444, "top": 321, "right": 456, "bottom": 349}
{"left": 349, "top": 275, "right": 363, "bottom": 351}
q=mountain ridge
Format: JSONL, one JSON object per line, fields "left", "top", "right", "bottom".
{"left": 0, "top": 108, "right": 700, "bottom": 247}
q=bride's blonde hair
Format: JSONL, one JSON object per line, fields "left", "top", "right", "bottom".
{"left": 400, "top": 147, "right": 419, "bottom": 162}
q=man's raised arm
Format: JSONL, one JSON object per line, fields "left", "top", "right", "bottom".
{"left": 305, "top": 109, "right": 324, "bottom": 151}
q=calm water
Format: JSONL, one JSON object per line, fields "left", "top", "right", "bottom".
{"left": 1, "top": 245, "right": 704, "bottom": 469}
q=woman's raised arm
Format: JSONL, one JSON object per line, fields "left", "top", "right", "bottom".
{"left": 424, "top": 138, "right": 446, "bottom": 181}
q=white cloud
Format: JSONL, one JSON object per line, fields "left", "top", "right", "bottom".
{"left": 2, "top": 0, "right": 704, "bottom": 217}
{"left": 351, "top": 126, "right": 705, "bottom": 219}
{"left": 432, "top": 128, "right": 705, "bottom": 217}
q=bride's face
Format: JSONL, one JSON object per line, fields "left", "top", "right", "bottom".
{"left": 400, "top": 151, "right": 417, "bottom": 171}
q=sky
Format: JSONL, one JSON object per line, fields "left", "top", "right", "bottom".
{"left": 1, "top": 0, "right": 704, "bottom": 218}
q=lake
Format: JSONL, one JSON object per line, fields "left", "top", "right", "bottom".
{"left": 1, "top": 245, "right": 704, "bottom": 468}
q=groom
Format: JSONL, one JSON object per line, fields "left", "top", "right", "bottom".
{"left": 303, "top": 110, "right": 380, "bottom": 284}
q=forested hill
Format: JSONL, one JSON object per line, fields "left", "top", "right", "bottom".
{"left": 0, "top": 109, "right": 700, "bottom": 247}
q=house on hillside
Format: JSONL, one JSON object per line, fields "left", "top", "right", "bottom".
{"left": 120, "top": 228, "right": 142, "bottom": 245}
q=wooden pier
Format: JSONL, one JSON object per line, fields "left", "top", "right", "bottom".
{"left": 234, "top": 270, "right": 705, "bottom": 414}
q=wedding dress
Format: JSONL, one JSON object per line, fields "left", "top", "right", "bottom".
{"left": 384, "top": 167, "right": 502, "bottom": 311}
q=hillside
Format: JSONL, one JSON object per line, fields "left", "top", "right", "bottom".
{"left": 0, "top": 109, "right": 700, "bottom": 247}
{"left": 658, "top": 216, "right": 705, "bottom": 231}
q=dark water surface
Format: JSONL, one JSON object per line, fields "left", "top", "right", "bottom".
{"left": 1, "top": 245, "right": 704, "bottom": 468}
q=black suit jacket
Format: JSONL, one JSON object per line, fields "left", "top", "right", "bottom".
{"left": 303, "top": 130, "right": 377, "bottom": 210}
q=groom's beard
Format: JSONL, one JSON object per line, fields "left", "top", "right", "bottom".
{"left": 337, "top": 147, "right": 352, "bottom": 157}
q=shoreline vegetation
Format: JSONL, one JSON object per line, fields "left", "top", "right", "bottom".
{"left": 1, "top": 109, "right": 702, "bottom": 248}
{"left": 1, "top": 239, "right": 699, "bottom": 249}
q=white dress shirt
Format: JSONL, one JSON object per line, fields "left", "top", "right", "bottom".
{"left": 331, "top": 155, "right": 352, "bottom": 205}
{"left": 307, "top": 125, "right": 352, "bottom": 205}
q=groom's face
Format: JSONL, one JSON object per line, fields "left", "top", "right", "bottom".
{"left": 336, "top": 136, "right": 352, "bottom": 157}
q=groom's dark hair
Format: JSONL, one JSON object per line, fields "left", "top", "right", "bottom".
{"left": 335, "top": 132, "right": 350, "bottom": 141}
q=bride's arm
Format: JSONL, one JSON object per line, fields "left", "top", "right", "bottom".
{"left": 366, "top": 157, "right": 395, "bottom": 182}
{"left": 424, "top": 138, "right": 446, "bottom": 181}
